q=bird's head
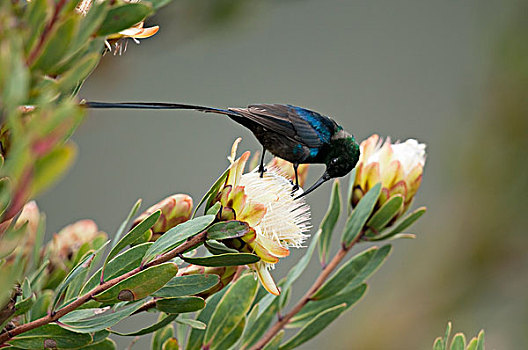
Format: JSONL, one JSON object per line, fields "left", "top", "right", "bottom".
{"left": 297, "top": 129, "right": 360, "bottom": 198}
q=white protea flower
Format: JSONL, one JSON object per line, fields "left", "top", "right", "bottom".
{"left": 207, "top": 139, "right": 311, "bottom": 295}
{"left": 352, "top": 134, "right": 426, "bottom": 215}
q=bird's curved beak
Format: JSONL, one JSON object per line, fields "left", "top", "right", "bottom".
{"left": 295, "top": 172, "right": 331, "bottom": 199}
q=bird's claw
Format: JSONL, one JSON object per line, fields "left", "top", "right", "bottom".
{"left": 258, "top": 166, "right": 267, "bottom": 178}
{"left": 291, "top": 184, "right": 299, "bottom": 195}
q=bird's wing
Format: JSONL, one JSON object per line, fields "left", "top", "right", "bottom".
{"left": 229, "top": 104, "right": 333, "bottom": 148}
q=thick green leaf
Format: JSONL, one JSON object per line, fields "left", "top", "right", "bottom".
{"left": 7, "top": 324, "right": 92, "bottom": 349}
{"left": 57, "top": 52, "right": 101, "bottom": 94}
{"left": 342, "top": 183, "right": 382, "bottom": 245}
{"left": 156, "top": 296, "right": 205, "bottom": 314}
{"left": 204, "top": 240, "right": 238, "bottom": 255}
{"left": 59, "top": 301, "right": 143, "bottom": 333}
{"left": 152, "top": 321, "right": 174, "bottom": 350}
{"left": 279, "top": 304, "right": 346, "bottom": 350}
{"left": 311, "top": 247, "right": 377, "bottom": 300}
{"left": 94, "top": 262, "right": 178, "bottom": 303}
{"left": 467, "top": 338, "right": 477, "bottom": 350}
{"left": 318, "top": 180, "right": 341, "bottom": 265}
{"left": 433, "top": 338, "right": 445, "bottom": 350}
{"left": 342, "top": 244, "right": 392, "bottom": 292}
{"left": 288, "top": 284, "right": 367, "bottom": 328}
{"left": 212, "top": 316, "right": 245, "bottom": 350}
{"left": 31, "top": 16, "right": 79, "bottom": 73}
{"left": 103, "top": 210, "right": 160, "bottom": 278}
{"left": 262, "top": 331, "right": 284, "bottom": 350}
{"left": 450, "top": 333, "right": 466, "bottom": 350}
{"left": 81, "top": 242, "right": 152, "bottom": 294}
{"left": 206, "top": 220, "right": 250, "bottom": 240}
{"left": 366, "top": 194, "right": 403, "bottom": 232}
{"left": 31, "top": 144, "right": 77, "bottom": 197}
{"left": 444, "top": 322, "right": 452, "bottom": 348}
{"left": 346, "top": 168, "right": 357, "bottom": 214}
{"left": 205, "top": 202, "right": 222, "bottom": 216}
{"left": 13, "top": 295, "right": 35, "bottom": 317}
{"left": 186, "top": 288, "right": 227, "bottom": 350}
{"left": 143, "top": 215, "right": 215, "bottom": 263}
{"left": 176, "top": 317, "right": 206, "bottom": 330}
{"left": 29, "top": 290, "right": 53, "bottom": 321}
{"left": 370, "top": 206, "right": 426, "bottom": 241}
{"left": 153, "top": 274, "right": 220, "bottom": 298}
{"left": 97, "top": 3, "right": 153, "bottom": 36}
{"left": 204, "top": 274, "right": 258, "bottom": 347}
{"left": 476, "top": 330, "right": 485, "bottom": 350}
{"left": 236, "top": 304, "right": 259, "bottom": 349}
{"left": 84, "top": 339, "right": 116, "bottom": 350}
{"left": 240, "top": 298, "right": 279, "bottom": 349}
{"left": 72, "top": 1, "right": 109, "bottom": 53}
{"left": 110, "top": 313, "right": 177, "bottom": 336}
{"left": 193, "top": 168, "right": 230, "bottom": 218}
{"left": 144, "top": 0, "right": 174, "bottom": 10}
{"left": 182, "top": 253, "right": 260, "bottom": 267}
{"left": 22, "top": 0, "right": 49, "bottom": 54}
{"left": 52, "top": 252, "right": 95, "bottom": 311}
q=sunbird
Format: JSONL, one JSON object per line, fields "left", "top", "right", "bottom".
{"left": 85, "top": 101, "right": 360, "bottom": 197}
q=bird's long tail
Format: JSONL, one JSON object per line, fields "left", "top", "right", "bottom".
{"left": 83, "top": 101, "right": 233, "bottom": 116}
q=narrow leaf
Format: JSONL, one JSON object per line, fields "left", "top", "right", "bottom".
{"left": 84, "top": 339, "right": 116, "bottom": 350}
{"left": 241, "top": 298, "right": 279, "bottom": 349}
{"left": 450, "top": 333, "right": 466, "bottom": 350}
{"left": 279, "top": 304, "right": 347, "bottom": 350}
{"left": 212, "top": 316, "right": 245, "bottom": 350}
{"left": 366, "top": 194, "right": 403, "bottom": 232}
{"left": 94, "top": 262, "right": 178, "bottom": 303}
{"left": 153, "top": 274, "right": 220, "bottom": 298}
{"left": 143, "top": 215, "right": 215, "bottom": 263}
{"left": 263, "top": 331, "right": 284, "bottom": 350}
{"left": 318, "top": 180, "right": 341, "bottom": 265}
{"left": 206, "top": 220, "right": 250, "bottom": 240}
{"left": 111, "top": 199, "right": 142, "bottom": 248}
{"left": 193, "top": 168, "right": 229, "bottom": 218}
{"left": 152, "top": 321, "right": 174, "bottom": 350}
{"left": 476, "top": 330, "right": 485, "bottom": 350}
{"left": 156, "top": 296, "right": 205, "bottom": 314}
{"left": 369, "top": 206, "right": 426, "bottom": 241}
{"left": 7, "top": 324, "right": 92, "bottom": 349}
{"left": 97, "top": 3, "right": 152, "bottom": 36}
{"left": 342, "top": 245, "right": 392, "bottom": 292}
{"left": 182, "top": 253, "right": 259, "bottom": 267}
{"left": 110, "top": 313, "right": 177, "bottom": 336}
{"left": 52, "top": 252, "right": 95, "bottom": 311}
{"left": 204, "top": 274, "right": 258, "bottom": 347}
{"left": 176, "top": 317, "right": 206, "bottom": 330}
{"left": 104, "top": 210, "right": 160, "bottom": 277}
{"left": 342, "top": 183, "right": 382, "bottom": 245}
{"left": 186, "top": 288, "right": 227, "bottom": 350}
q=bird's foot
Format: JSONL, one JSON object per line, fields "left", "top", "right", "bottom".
{"left": 258, "top": 165, "right": 267, "bottom": 178}
{"left": 291, "top": 184, "right": 299, "bottom": 195}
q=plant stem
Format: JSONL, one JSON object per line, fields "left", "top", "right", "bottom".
{"left": 0, "top": 231, "right": 208, "bottom": 344}
{"left": 249, "top": 236, "right": 361, "bottom": 350}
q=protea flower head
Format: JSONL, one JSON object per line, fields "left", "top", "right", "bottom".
{"left": 352, "top": 134, "right": 426, "bottom": 217}
{"left": 207, "top": 139, "right": 311, "bottom": 295}
{"left": 132, "top": 194, "right": 193, "bottom": 241}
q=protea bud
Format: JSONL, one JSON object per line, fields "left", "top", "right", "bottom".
{"left": 132, "top": 194, "right": 193, "bottom": 241}
{"left": 46, "top": 220, "right": 107, "bottom": 271}
{"left": 177, "top": 265, "right": 238, "bottom": 299}
{"left": 352, "top": 134, "right": 426, "bottom": 220}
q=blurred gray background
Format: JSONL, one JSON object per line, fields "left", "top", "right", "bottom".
{"left": 39, "top": 0, "right": 528, "bottom": 348}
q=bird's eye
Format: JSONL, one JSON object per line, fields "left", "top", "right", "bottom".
{"left": 331, "top": 158, "right": 339, "bottom": 165}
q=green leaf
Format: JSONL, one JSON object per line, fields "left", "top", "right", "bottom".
{"left": 204, "top": 274, "right": 258, "bottom": 347}
{"left": 156, "top": 296, "right": 205, "bottom": 314}
{"left": 186, "top": 288, "right": 227, "bottom": 350}
{"left": 162, "top": 338, "right": 179, "bottom": 350}
{"left": 7, "top": 324, "right": 92, "bottom": 349}
{"left": 262, "top": 331, "right": 284, "bottom": 350}
{"left": 206, "top": 220, "right": 250, "bottom": 240}
{"left": 111, "top": 313, "right": 177, "bottom": 336}
{"left": 144, "top": 0, "right": 174, "bottom": 10}
{"left": 143, "top": 215, "right": 215, "bottom": 263}
{"left": 342, "top": 183, "right": 382, "bottom": 245}
{"left": 342, "top": 244, "right": 392, "bottom": 292}
{"left": 204, "top": 240, "right": 238, "bottom": 255}
{"left": 212, "top": 316, "right": 245, "bottom": 350}
{"left": 193, "top": 167, "right": 230, "bottom": 218}
{"left": 81, "top": 242, "right": 152, "bottom": 294}
{"left": 97, "top": 3, "right": 153, "bottom": 36}
{"left": 466, "top": 338, "right": 478, "bottom": 350}
{"left": 237, "top": 304, "right": 259, "bottom": 349}
{"left": 29, "top": 290, "right": 53, "bottom": 321}
{"left": 476, "top": 330, "right": 485, "bottom": 350}
{"left": 57, "top": 52, "right": 101, "bottom": 94}
{"left": 22, "top": 0, "right": 50, "bottom": 54}
{"left": 31, "top": 16, "right": 79, "bottom": 73}
{"left": 370, "top": 206, "right": 426, "bottom": 241}
{"left": 318, "top": 179, "right": 341, "bottom": 265}
{"left": 103, "top": 210, "right": 160, "bottom": 278}
{"left": 182, "top": 253, "right": 260, "bottom": 267}
{"left": 279, "top": 229, "right": 321, "bottom": 307}
{"left": 311, "top": 247, "right": 377, "bottom": 300}
{"left": 72, "top": 1, "right": 109, "bottom": 53}
{"left": 450, "top": 333, "right": 466, "bottom": 350}
{"left": 31, "top": 144, "right": 77, "bottom": 197}
{"left": 176, "top": 317, "right": 206, "bottom": 330}
{"left": 240, "top": 298, "right": 279, "bottom": 349}
{"left": 153, "top": 274, "right": 220, "bottom": 298}
{"left": 288, "top": 284, "right": 367, "bottom": 328}
{"left": 14, "top": 279, "right": 35, "bottom": 317}
{"left": 205, "top": 202, "right": 222, "bottom": 216}
{"left": 51, "top": 252, "right": 95, "bottom": 311}
{"left": 366, "top": 194, "right": 403, "bottom": 232}
{"left": 443, "top": 322, "right": 452, "bottom": 348}
{"left": 59, "top": 301, "right": 143, "bottom": 333}
{"left": 346, "top": 168, "right": 357, "bottom": 214}
{"left": 433, "top": 338, "right": 445, "bottom": 350}
{"left": 152, "top": 321, "right": 174, "bottom": 350}
{"left": 111, "top": 199, "right": 142, "bottom": 248}
{"left": 94, "top": 262, "right": 178, "bottom": 303}
{"left": 279, "top": 304, "right": 347, "bottom": 350}
{"left": 84, "top": 339, "right": 116, "bottom": 350}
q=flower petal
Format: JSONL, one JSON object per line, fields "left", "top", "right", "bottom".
{"left": 252, "top": 262, "right": 280, "bottom": 295}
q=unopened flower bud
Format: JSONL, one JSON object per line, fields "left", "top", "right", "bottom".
{"left": 133, "top": 194, "right": 193, "bottom": 241}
